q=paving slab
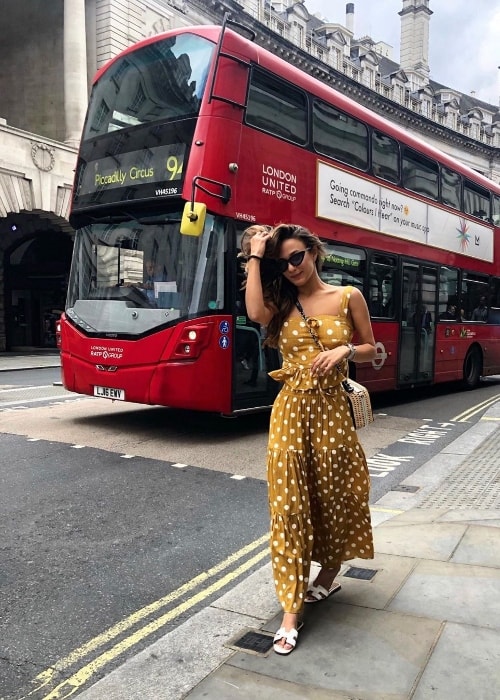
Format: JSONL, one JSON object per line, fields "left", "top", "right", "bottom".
{"left": 338, "top": 553, "right": 416, "bottom": 610}
{"left": 388, "top": 559, "right": 500, "bottom": 629}
{"left": 379, "top": 508, "right": 447, "bottom": 525}
{"left": 412, "top": 622, "right": 500, "bottom": 700}
{"left": 186, "top": 664, "right": 362, "bottom": 699}
{"left": 450, "top": 523, "right": 500, "bottom": 568}
{"left": 436, "top": 509, "right": 500, "bottom": 524}
{"left": 211, "top": 562, "right": 281, "bottom": 620}
{"left": 227, "top": 604, "right": 441, "bottom": 700}
{"left": 373, "top": 522, "right": 466, "bottom": 560}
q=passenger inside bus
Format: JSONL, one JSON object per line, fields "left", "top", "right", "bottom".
{"left": 412, "top": 304, "right": 432, "bottom": 331}
{"left": 472, "top": 296, "right": 488, "bottom": 322}
{"left": 440, "top": 304, "right": 457, "bottom": 320}
{"left": 141, "top": 259, "right": 168, "bottom": 305}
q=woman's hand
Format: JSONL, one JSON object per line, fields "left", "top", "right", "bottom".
{"left": 310, "top": 347, "right": 348, "bottom": 377}
{"left": 249, "top": 229, "right": 272, "bottom": 258}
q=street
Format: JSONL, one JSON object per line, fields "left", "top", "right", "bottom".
{"left": 1, "top": 368, "right": 500, "bottom": 699}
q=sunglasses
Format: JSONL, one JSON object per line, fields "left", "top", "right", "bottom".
{"left": 277, "top": 248, "right": 311, "bottom": 273}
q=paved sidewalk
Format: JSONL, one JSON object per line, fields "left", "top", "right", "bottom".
{"left": 0, "top": 350, "right": 61, "bottom": 372}
{"left": 3, "top": 353, "right": 500, "bottom": 699}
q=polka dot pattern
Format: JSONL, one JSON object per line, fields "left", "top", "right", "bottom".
{"left": 267, "top": 287, "right": 374, "bottom": 613}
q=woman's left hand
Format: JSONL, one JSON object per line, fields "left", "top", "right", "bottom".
{"left": 310, "top": 348, "right": 347, "bottom": 377}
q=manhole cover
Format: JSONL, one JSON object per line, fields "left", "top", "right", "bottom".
{"left": 226, "top": 629, "right": 275, "bottom": 656}
{"left": 390, "top": 484, "right": 419, "bottom": 492}
{"left": 343, "top": 566, "right": 378, "bottom": 580}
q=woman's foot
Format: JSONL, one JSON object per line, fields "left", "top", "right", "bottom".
{"left": 273, "top": 612, "right": 303, "bottom": 655}
{"left": 305, "top": 567, "right": 341, "bottom": 604}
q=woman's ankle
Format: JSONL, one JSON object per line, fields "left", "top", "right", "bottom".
{"left": 314, "top": 566, "right": 340, "bottom": 587}
{"left": 282, "top": 612, "right": 299, "bottom": 630}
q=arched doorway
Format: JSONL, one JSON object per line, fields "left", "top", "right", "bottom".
{"left": 5, "top": 231, "right": 73, "bottom": 349}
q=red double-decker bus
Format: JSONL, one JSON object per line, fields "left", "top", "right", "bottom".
{"left": 59, "top": 19, "right": 500, "bottom": 414}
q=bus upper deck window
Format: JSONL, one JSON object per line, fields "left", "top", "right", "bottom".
{"left": 313, "top": 100, "right": 368, "bottom": 171}
{"left": 440, "top": 166, "right": 461, "bottom": 210}
{"left": 493, "top": 195, "right": 500, "bottom": 226}
{"left": 372, "top": 131, "right": 399, "bottom": 184}
{"left": 402, "top": 148, "right": 438, "bottom": 200}
{"left": 464, "top": 181, "right": 491, "bottom": 221}
{"left": 246, "top": 69, "right": 307, "bottom": 145}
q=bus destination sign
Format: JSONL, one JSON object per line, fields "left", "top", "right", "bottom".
{"left": 76, "top": 143, "right": 186, "bottom": 199}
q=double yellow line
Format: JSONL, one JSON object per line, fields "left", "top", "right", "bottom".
{"left": 21, "top": 535, "right": 269, "bottom": 700}
{"left": 451, "top": 393, "right": 500, "bottom": 422}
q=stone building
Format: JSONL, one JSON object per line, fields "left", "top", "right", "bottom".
{"left": 0, "top": 0, "right": 498, "bottom": 351}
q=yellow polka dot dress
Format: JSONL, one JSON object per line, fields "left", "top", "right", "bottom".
{"left": 267, "top": 286, "right": 373, "bottom": 613}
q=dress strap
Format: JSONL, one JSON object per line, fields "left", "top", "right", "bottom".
{"left": 340, "top": 285, "right": 354, "bottom": 318}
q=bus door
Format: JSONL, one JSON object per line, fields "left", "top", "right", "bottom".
{"left": 399, "top": 262, "right": 438, "bottom": 385}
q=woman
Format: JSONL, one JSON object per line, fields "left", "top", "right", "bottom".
{"left": 245, "top": 224, "right": 376, "bottom": 655}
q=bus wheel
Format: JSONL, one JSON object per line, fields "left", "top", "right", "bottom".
{"left": 463, "top": 346, "right": 482, "bottom": 389}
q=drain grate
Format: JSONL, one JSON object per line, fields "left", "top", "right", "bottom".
{"left": 390, "top": 484, "right": 420, "bottom": 493}
{"left": 227, "top": 629, "right": 275, "bottom": 656}
{"left": 343, "top": 566, "right": 378, "bottom": 580}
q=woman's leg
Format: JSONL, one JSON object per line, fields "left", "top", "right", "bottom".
{"left": 311, "top": 564, "right": 341, "bottom": 589}
{"left": 304, "top": 559, "right": 342, "bottom": 603}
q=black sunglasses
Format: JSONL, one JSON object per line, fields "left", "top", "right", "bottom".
{"left": 277, "top": 248, "right": 311, "bottom": 273}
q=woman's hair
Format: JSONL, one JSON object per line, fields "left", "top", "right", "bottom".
{"left": 238, "top": 224, "right": 272, "bottom": 259}
{"left": 264, "top": 224, "right": 325, "bottom": 347}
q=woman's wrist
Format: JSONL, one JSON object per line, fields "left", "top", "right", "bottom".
{"left": 345, "top": 343, "right": 356, "bottom": 361}
{"left": 247, "top": 254, "right": 262, "bottom": 261}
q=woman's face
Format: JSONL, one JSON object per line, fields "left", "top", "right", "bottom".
{"left": 278, "top": 237, "right": 316, "bottom": 286}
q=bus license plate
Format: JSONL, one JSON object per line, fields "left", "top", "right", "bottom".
{"left": 94, "top": 385, "right": 125, "bottom": 400}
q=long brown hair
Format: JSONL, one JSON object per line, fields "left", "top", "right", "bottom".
{"left": 264, "top": 224, "right": 325, "bottom": 348}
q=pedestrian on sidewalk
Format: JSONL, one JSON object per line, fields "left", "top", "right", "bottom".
{"left": 245, "top": 223, "right": 376, "bottom": 655}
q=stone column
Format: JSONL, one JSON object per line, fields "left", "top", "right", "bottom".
{"left": 64, "top": 0, "right": 89, "bottom": 148}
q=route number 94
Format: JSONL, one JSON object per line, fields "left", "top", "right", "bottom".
{"left": 166, "top": 155, "right": 183, "bottom": 180}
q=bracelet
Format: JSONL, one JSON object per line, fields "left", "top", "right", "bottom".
{"left": 346, "top": 343, "right": 356, "bottom": 361}
{"left": 247, "top": 254, "right": 262, "bottom": 261}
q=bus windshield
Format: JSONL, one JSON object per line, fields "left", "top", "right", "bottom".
{"left": 71, "top": 33, "right": 215, "bottom": 212}
{"left": 66, "top": 213, "right": 226, "bottom": 335}
{"left": 84, "top": 32, "right": 214, "bottom": 137}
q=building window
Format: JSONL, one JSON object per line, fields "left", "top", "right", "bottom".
{"left": 128, "top": 84, "right": 146, "bottom": 114}
{"left": 90, "top": 100, "right": 111, "bottom": 133}
{"left": 363, "top": 67, "right": 374, "bottom": 89}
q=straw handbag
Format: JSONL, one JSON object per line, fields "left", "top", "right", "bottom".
{"left": 339, "top": 376, "right": 373, "bottom": 429}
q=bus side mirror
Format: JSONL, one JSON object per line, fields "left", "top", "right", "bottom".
{"left": 180, "top": 202, "right": 206, "bottom": 236}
